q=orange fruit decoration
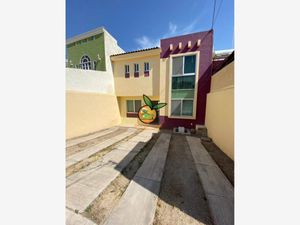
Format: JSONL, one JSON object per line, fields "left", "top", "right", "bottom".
{"left": 138, "top": 95, "right": 167, "bottom": 124}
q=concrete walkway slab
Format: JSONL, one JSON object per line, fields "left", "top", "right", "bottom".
{"left": 66, "top": 126, "right": 119, "bottom": 148}
{"left": 66, "top": 129, "right": 158, "bottom": 213}
{"left": 66, "top": 128, "right": 137, "bottom": 168}
{"left": 186, "top": 136, "right": 234, "bottom": 225}
{"left": 104, "top": 133, "right": 171, "bottom": 225}
{"left": 66, "top": 208, "right": 96, "bottom": 225}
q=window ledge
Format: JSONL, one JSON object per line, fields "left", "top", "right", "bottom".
{"left": 168, "top": 115, "right": 196, "bottom": 120}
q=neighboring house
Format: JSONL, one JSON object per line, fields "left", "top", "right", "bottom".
{"left": 205, "top": 51, "right": 234, "bottom": 159}
{"left": 66, "top": 27, "right": 123, "bottom": 71}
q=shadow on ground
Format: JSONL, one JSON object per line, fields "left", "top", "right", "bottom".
{"left": 86, "top": 129, "right": 216, "bottom": 225}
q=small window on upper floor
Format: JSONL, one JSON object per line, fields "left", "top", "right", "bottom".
{"left": 134, "top": 64, "right": 139, "bottom": 78}
{"left": 134, "top": 64, "right": 139, "bottom": 73}
{"left": 80, "top": 55, "right": 92, "bottom": 70}
{"left": 125, "top": 65, "right": 130, "bottom": 78}
{"left": 144, "top": 62, "right": 149, "bottom": 72}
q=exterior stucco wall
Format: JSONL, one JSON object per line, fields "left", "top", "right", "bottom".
{"left": 66, "top": 68, "right": 115, "bottom": 94}
{"left": 66, "top": 91, "right": 121, "bottom": 139}
{"left": 67, "top": 33, "right": 106, "bottom": 71}
{"left": 159, "top": 30, "right": 213, "bottom": 129}
{"left": 112, "top": 50, "right": 160, "bottom": 97}
{"left": 205, "top": 61, "right": 234, "bottom": 160}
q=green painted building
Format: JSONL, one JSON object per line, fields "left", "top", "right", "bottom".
{"left": 66, "top": 27, "right": 111, "bottom": 71}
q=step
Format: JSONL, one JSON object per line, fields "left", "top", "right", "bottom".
{"left": 195, "top": 124, "right": 208, "bottom": 137}
{"left": 186, "top": 136, "right": 234, "bottom": 225}
{"left": 66, "top": 126, "right": 119, "bottom": 148}
{"left": 66, "top": 128, "right": 138, "bottom": 168}
{"left": 103, "top": 133, "right": 171, "bottom": 225}
{"left": 66, "top": 129, "right": 158, "bottom": 213}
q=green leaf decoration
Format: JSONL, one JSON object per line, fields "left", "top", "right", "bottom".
{"left": 143, "top": 95, "right": 153, "bottom": 109}
{"left": 153, "top": 103, "right": 167, "bottom": 110}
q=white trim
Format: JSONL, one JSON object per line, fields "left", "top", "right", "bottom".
{"left": 168, "top": 51, "right": 200, "bottom": 120}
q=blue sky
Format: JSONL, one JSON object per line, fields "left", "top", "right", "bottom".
{"left": 66, "top": 0, "right": 234, "bottom": 52}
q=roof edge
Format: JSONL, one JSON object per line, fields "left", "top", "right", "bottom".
{"left": 66, "top": 27, "right": 105, "bottom": 45}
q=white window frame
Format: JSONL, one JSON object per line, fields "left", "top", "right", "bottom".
{"left": 168, "top": 51, "right": 200, "bottom": 119}
{"left": 134, "top": 63, "right": 139, "bottom": 73}
{"left": 144, "top": 62, "right": 150, "bottom": 72}
{"left": 80, "top": 55, "right": 92, "bottom": 70}
{"left": 127, "top": 100, "right": 141, "bottom": 113}
{"left": 170, "top": 98, "right": 194, "bottom": 116}
{"left": 125, "top": 65, "right": 130, "bottom": 74}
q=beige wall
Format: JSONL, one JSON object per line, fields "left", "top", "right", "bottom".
{"left": 112, "top": 49, "right": 160, "bottom": 97}
{"left": 66, "top": 91, "right": 121, "bottom": 139}
{"left": 205, "top": 62, "right": 234, "bottom": 160}
{"left": 118, "top": 96, "right": 159, "bottom": 126}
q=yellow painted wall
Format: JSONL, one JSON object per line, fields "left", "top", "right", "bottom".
{"left": 205, "top": 62, "right": 234, "bottom": 160}
{"left": 112, "top": 49, "right": 160, "bottom": 97}
{"left": 118, "top": 96, "right": 159, "bottom": 126}
{"left": 159, "top": 57, "right": 170, "bottom": 116}
{"left": 66, "top": 91, "right": 121, "bottom": 139}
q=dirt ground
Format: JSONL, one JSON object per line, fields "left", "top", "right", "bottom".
{"left": 153, "top": 134, "right": 213, "bottom": 225}
{"left": 201, "top": 140, "right": 234, "bottom": 186}
{"left": 83, "top": 133, "right": 160, "bottom": 224}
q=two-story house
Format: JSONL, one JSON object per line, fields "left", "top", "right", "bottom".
{"left": 111, "top": 30, "right": 213, "bottom": 129}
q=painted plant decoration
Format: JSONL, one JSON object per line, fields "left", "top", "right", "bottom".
{"left": 138, "top": 95, "right": 167, "bottom": 124}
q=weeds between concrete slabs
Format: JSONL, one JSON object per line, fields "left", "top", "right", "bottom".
{"left": 66, "top": 129, "right": 143, "bottom": 177}
{"left": 153, "top": 134, "right": 213, "bottom": 225}
{"left": 82, "top": 133, "right": 160, "bottom": 225}
{"left": 66, "top": 127, "right": 127, "bottom": 157}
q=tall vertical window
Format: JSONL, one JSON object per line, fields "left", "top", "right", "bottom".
{"left": 170, "top": 54, "right": 196, "bottom": 117}
{"left": 144, "top": 62, "right": 150, "bottom": 77}
{"left": 134, "top": 64, "right": 139, "bottom": 77}
{"left": 125, "top": 65, "right": 130, "bottom": 78}
{"left": 144, "top": 62, "right": 149, "bottom": 72}
{"left": 80, "top": 55, "right": 91, "bottom": 70}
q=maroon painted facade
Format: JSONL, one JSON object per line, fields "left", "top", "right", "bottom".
{"left": 159, "top": 30, "right": 214, "bottom": 129}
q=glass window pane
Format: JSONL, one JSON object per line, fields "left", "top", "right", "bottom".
{"left": 171, "top": 89, "right": 195, "bottom": 99}
{"left": 172, "top": 76, "right": 195, "bottom": 89}
{"left": 171, "top": 100, "right": 181, "bottom": 116}
{"left": 172, "top": 56, "right": 183, "bottom": 75}
{"left": 134, "top": 100, "right": 141, "bottom": 112}
{"left": 184, "top": 55, "right": 196, "bottom": 74}
{"left": 182, "top": 100, "right": 193, "bottom": 116}
{"left": 127, "top": 100, "right": 134, "bottom": 112}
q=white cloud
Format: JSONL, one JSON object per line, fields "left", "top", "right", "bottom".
{"left": 135, "top": 36, "right": 160, "bottom": 49}
{"left": 135, "top": 19, "right": 200, "bottom": 50}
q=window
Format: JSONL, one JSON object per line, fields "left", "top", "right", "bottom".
{"left": 144, "top": 62, "right": 150, "bottom": 77}
{"left": 80, "top": 55, "right": 92, "bottom": 70}
{"left": 170, "top": 54, "right": 196, "bottom": 117}
{"left": 126, "top": 100, "right": 141, "bottom": 117}
{"left": 134, "top": 64, "right": 139, "bottom": 77}
{"left": 134, "top": 64, "right": 139, "bottom": 73}
{"left": 144, "top": 62, "right": 149, "bottom": 72}
{"left": 125, "top": 65, "right": 130, "bottom": 78}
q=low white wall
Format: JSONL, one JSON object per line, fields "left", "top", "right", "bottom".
{"left": 66, "top": 68, "right": 115, "bottom": 94}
